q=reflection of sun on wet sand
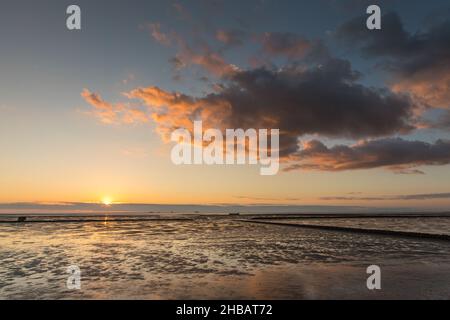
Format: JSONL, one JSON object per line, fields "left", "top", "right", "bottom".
{"left": 0, "top": 215, "right": 449, "bottom": 299}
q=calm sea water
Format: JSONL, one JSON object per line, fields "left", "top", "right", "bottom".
{"left": 1, "top": 216, "right": 449, "bottom": 299}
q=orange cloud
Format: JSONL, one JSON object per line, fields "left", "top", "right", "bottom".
{"left": 144, "top": 21, "right": 238, "bottom": 77}
{"left": 81, "top": 89, "right": 149, "bottom": 125}
{"left": 80, "top": 89, "right": 118, "bottom": 124}
{"left": 143, "top": 22, "right": 172, "bottom": 46}
{"left": 392, "top": 71, "right": 450, "bottom": 109}
{"left": 125, "top": 86, "right": 232, "bottom": 141}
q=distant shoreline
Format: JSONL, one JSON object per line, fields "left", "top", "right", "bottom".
{"left": 1, "top": 211, "right": 450, "bottom": 218}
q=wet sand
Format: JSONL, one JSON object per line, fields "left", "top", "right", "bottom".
{"left": 0, "top": 218, "right": 449, "bottom": 299}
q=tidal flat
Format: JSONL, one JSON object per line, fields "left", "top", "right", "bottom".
{"left": 1, "top": 216, "right": 449, "bottom": 299}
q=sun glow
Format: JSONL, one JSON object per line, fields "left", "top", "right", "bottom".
{"left": 102, "top": 197, "right": 113, "bottom": 206}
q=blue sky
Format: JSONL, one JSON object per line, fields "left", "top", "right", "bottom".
{"left": 1, "top": 0, "right": 450, "bottom": 210}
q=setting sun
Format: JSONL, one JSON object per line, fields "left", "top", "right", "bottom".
{"left": 102, "top": 197, "right": 113, "bottom": 206}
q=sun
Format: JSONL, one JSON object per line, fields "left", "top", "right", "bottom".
{"left": 102, "top": 197, "right": 113, "bottom": 206}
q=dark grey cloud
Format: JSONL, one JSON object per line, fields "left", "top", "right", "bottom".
{"left": 285, "top": 138, "right": 450, "bottom": 173}
{"left": 321, "top": 192, "right": 450, "bottom": 201}
{"left": 336, "top": 12, "right": 413, "bottom": 57}
{"left": 336, "top": 11, "right": 450, "bottom": 66}
{"left": 336, "top": 12, "right": 450, "bottom": 108}
{"left": 209, "top": 58, "right": 416, "bottom": 155}
{"left": 398, "top": 193, "right": 450, "bottom": 200}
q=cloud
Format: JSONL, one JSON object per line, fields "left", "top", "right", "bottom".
{"left": 81, "top": 12, "right": 450, "bottom": 174}
{"left": 144, "top": 22, "right": 238, "bottom": 77}
{"left": 214, "top": 58, "right": 416, "bottom": 156}
{"left": 258, "top": 32, "right": 327, "bottom": 60}
{"left": 321, "top": 192, "right": 450, "bottom": 201}
{"left": 216, "top": 29, "right": 246, "bottom": 47}
{"left": 84, "top": 57, "right": 418, "bottom": 156}
{"left": 183, "top": 47, "right": 239, "bottom": 77}
{"left": 142, "top": 22, "right": 172, "bottom": 46}
{"left": 398, "top": 193, "right": 450, "bottom": 200}
{"left": 81, "top": 89, "right": 118, "bottom": 124}
{"left": 285, "top": 138, "right": 450, "bottom": 173}
{"left": 233, "top": 195, "right": 302, "bottom": 202}
{"left": 124, "top": 86, "right": 232, "bottom": 141}
{"left": 336, "top": 12, "right": 450, "bottom": 108}
{"left": 81, "top": 89, "right": 149, "bottom": 124}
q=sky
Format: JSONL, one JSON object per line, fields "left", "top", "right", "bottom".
{"left": 1, "top": 0, "right": 450, "bottom": 212}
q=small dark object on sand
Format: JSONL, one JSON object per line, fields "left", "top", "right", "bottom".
{"left": 17, "top": 217, "right": 27, "bottom": 223}
{"left": 229, "top": 212, "right": 240, "bottom": 216}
